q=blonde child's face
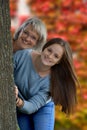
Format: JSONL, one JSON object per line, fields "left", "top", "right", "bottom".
{"left": 17, "top": 25, "right": 39, "bottom": 50}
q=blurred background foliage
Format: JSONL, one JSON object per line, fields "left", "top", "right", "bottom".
{"left": 10, "top": 0, "right": 87, "bottom": 129}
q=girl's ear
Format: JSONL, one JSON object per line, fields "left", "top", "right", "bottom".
{"left": 56, "top": 61, "right": 59, "bottom": 65}
{"left": 56, "top": 59, "right": 61, "bottom": 64}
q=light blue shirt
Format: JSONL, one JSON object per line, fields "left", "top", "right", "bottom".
{"left": 14, "top": 49, "right": 51, "bottom": 114}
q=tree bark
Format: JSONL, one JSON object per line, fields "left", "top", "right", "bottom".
{"left": 0, "top": 0, "right": 17, "bottom": 130}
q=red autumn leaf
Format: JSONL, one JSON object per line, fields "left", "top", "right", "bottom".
{"left": 61, "top": 0, "right": 73, "bottom": 7}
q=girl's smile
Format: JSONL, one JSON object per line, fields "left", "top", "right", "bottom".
{"left": 41, "top": 43, "right": 64, "bottom": 66}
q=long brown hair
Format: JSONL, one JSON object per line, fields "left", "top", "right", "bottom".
{"left": 42, "top": 38, "right": 79, "bottom": 114}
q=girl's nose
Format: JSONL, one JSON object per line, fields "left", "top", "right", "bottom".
{"left": 49, "top": 54, "right": 53, "bottom": 59}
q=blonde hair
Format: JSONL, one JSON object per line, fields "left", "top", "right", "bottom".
{"left": 13, "top": 17, "right": 47, "bottom": 51}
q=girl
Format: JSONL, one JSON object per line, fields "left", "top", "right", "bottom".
{"left": 14, "top": 38, "right": 78, "bottom": 130}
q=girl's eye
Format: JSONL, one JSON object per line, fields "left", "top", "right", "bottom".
{"left": 48, "top": 48, "right": 52, "bottom": 52}
{"left": 54, "top": 55, "right": 58, "bottom": 58}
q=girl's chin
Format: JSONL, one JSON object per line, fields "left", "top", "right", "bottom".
{"left": 43, "top": 62, "right": 51, "bottom": 67}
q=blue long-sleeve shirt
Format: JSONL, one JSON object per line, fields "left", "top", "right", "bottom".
{"left": 13, "top": 49, "right": 51, "bottom": 114}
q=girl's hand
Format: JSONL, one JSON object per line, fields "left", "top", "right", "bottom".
{"left": 16, "top": 97, "right": 24, "bottom": 108}
{"left": 14, "top": 85, "right": 18, "bottom": 100}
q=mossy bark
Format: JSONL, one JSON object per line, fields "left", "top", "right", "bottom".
{"left": 0, "top": 0, "right": 17, "bottom": 130}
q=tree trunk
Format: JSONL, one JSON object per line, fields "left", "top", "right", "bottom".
{"left": 0, "top": 0, "right": 17, "bottom": 130}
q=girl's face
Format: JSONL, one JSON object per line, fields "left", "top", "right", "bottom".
{"left": 17, "top": 25, "right": 39, "bottom": 50}
{"left": 41, "top": 43, "right": 64, "bottom": 67}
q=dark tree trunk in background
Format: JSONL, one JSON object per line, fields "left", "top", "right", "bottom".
{"left": 0, "top": 0, "right": 17, "bottom": 130}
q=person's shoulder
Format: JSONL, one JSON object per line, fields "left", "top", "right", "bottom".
{"left": 14, "top": 49, "right": 32, "bottom": 56}
{"left": 15, "top": 49, "right": 33, "bottom": 54}
{"left": 13, "top": 49, "right": 33, "bottom": 63}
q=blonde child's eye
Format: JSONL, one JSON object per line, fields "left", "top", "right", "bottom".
{"left": 23, "top": 31, "right": 28, "bottom": 35}
{"left": 31, "top": 35, "right": 37, "bottom": 41}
